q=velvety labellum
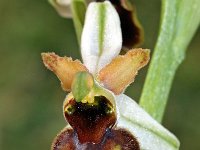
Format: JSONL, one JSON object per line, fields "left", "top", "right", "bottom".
{"left": 64, "top": 96, "right": 117, "bottom": 144}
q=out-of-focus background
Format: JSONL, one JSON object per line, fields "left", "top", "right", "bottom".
{"left": 0, "top": 0, "right": 199, "bottom": 149}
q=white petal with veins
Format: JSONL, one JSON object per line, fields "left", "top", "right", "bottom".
{"left": 81, "top": 1, "right": 122, "bottom": 75}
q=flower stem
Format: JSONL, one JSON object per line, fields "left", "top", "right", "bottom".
{"left": 71, "top": 0, "right": 86, "bottom": 46}
{"left": 139, "top": 0, "right": 200, "bottom": 122}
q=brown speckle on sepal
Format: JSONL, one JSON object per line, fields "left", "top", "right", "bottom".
{"left": 98, "top": 48, "right": 150, "bottom": 95}
{"left": 41, "top": 52, "right": 88, "bottom": 91}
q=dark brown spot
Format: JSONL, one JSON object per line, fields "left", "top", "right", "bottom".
{"left": 52, "top": 128, "right": 140, "bottom": 150}
{"left": 64, "top": 96, "right": 117, "bottom": 144}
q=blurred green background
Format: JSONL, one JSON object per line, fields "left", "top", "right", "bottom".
{"left": 0, "top": 0, "right": 199, "bottom": 149}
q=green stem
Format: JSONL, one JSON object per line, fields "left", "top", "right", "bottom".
{"left": 139, "top": 0, "right": 200, "bottom": 122}
{"left": 71, "top": 0, "right": 86, "bottom": 46}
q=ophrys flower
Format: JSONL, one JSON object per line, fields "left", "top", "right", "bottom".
{"left": 42, "top": 1, "right": 179, "bottom": 150}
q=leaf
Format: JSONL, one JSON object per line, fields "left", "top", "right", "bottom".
{"left": 139, "top": 0, "right": 200, "bottom": 122}
{"left": 41, "top": 52, "right": 88, "bottom": 91}
{"left": 98, "top": 49, "right": 150, "bottom": 95}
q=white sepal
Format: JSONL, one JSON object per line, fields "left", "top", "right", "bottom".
{"left": 49, "top": 0, "right": 72, "bottom": 18}
{"left": 116, "top": 94, "right": 180, "bottom": 150}
{"left": 49, "top": 0, "right": 92, "bottom": 18}
{"left": 81, "top": 1, "right": 122, "bottom": 75}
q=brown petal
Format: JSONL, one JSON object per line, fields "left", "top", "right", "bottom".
{"left": 96, "top": 0, "right": 144, "bottom": 50}
{"left": 41, "top": 52, "right": 88, "bottom": 91}
{"left": 97, "top": 48, "right": 150, "bottom": 95}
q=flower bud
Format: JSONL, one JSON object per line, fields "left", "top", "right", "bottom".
{"left": 49, "top": 0, "right": 91, "bottom": 18}
{"left": 49, "top": 0, "right": 72, "bottom": 18}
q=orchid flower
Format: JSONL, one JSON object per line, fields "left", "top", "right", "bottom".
{"left": 42, "top": 1, "right": 179, "bottom": 150}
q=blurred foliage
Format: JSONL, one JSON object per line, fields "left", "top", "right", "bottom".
{"left": 0, "top": 0, "right": 199, "bottom": 150}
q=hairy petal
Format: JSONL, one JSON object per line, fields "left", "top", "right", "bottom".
{"left": 81, "top": 1, "right": 122, "bottom": 75}
{"left": 98, "top": 48, "right": 150, "bottom": 95}
{"left": 41, "top": 52, "right": 88, "bottom": 91}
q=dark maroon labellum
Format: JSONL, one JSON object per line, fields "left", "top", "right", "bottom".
{"left": 64, "top": 96, "right": 117, "bottom": 144}
{"left": 52, "top": 128, "right": 140, "bottom": 150}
